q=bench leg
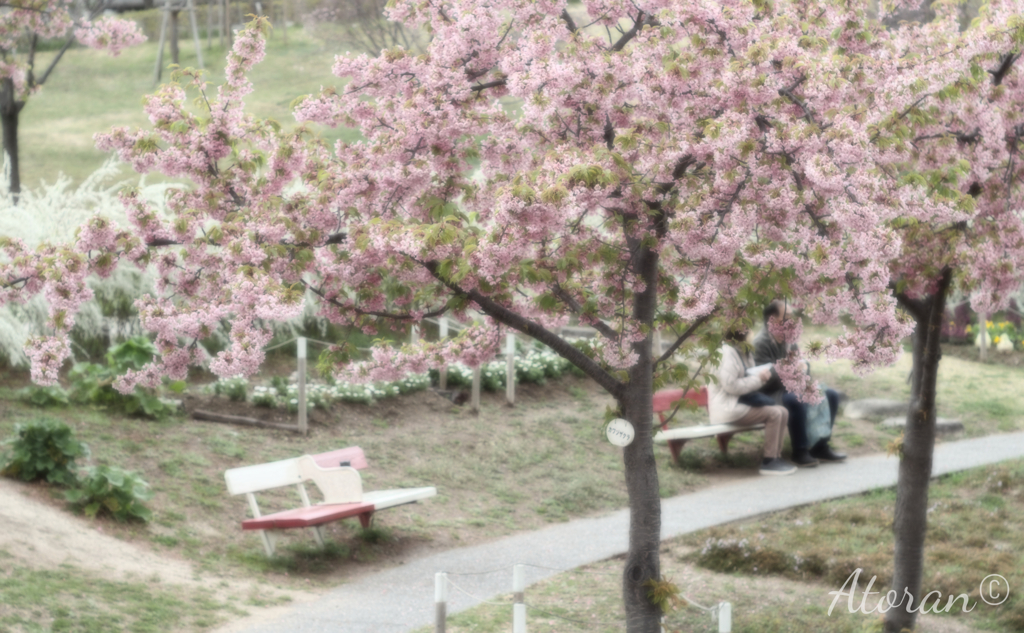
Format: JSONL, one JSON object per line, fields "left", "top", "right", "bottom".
{"left": 716, "top": 432, "right": 737, "bottom": 455}
{"left": 358, "top": 511, "right": 374, "bottom": 529}
{"left": 258, "top": 529, "right": 276, "bottom": 557}
{"left": 311, "top": 525, "right": 326, "bottom": 548}
{"left": 668, "top": 439, "right": 687, "bottom": 464}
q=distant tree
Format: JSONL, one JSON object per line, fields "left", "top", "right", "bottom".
{"left": 0, "top": 0, "right": 144, "bottom": 198}
{"left": 302, "top": 0, "right": 428, "bottom": 54}
{"left": 3, "top": 1, "right": 1024, "bottom": 630}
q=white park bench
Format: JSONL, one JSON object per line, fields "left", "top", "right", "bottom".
{"left": 224, "top": 446, "right": 436, "bottom": 556}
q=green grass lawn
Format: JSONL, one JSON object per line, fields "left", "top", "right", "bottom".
{"left": 20, "top": 27, "right": 358, "bottom": 188}
{"left": 415, "top": 458, "right": 1024, "bottom": 633}
{"left": 1, "top": 335, "right": 1021, "bottom": 632}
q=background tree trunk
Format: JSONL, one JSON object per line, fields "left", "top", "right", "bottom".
{"left": 887, "top": 268, "right": 952, "bottom": 632}
{"left": 0, "top": 78, "right": 23, "bottom": 200}
{"left": 170, "top": 10, "right": 180, "bottom": 65}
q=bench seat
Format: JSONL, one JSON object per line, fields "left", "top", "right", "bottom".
{"left": 243, "top": 501, "right": 377, "bottom": 530}
{"left": 241, "top": 486, "right": 438, "bottom": 530}
{"left": 654, "top": 421, "right": 765, "bottom": 443}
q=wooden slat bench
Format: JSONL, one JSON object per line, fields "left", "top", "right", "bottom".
{"left": 652, "top": 387, "right": 766, "bottom": 463}
{"left": 224, "top": 446, "right": 436, "bottom": 556}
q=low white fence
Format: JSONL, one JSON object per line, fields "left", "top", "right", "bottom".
{"left": 432, "top": 564, "right": 733, "bottom": 632}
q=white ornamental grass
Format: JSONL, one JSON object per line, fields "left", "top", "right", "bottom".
{"left": 0, "top": 159, "right": 173, "bottom": 366}
{"left": 0, "top": 159, "right": 354, "bottom": 369}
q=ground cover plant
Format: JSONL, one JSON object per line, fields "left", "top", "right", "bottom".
{"left": 413, "top": 458, "right": 1024, "bottom": 633}
{"left": 1, "top": 416, "right": 155, "bottom": 526}
{"left": 0, "top": 418, "right": 87, "bottom": 487}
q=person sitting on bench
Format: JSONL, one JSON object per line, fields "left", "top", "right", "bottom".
{"left": 753, "top": 300, "right": 846, "bottom": 467}
{"left": 708, "top": 327, "right": 797, "bottom": 476}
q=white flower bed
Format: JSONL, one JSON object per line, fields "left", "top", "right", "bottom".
{"left": 211, "top": 346, "right": 575, "bottom": 410}
{"left": 219, "top": 371, "right": 433, "bottom": 409}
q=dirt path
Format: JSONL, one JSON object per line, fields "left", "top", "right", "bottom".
{"left": 0, "top": 477, "right": 320, "bottom": 618}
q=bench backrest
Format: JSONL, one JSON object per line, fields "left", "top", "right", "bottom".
{"left": 653, "top": 387, "right": 708, "bottom": 427}
{"left": 298, "top": 455, "right": 362, "bottom": 504}
{"left": 652, "top": 387, "right": 708, "bottom": 413}
{"left": 225, "top": 446, "right": 368, "bottom": 496}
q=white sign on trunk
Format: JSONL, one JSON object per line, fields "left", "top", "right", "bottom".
{"left": 606, "top": 418, "right": 635, "bottom": 447}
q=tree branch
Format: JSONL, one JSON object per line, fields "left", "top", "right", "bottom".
{"left": 654, "top": 310, "right": 716, "bottom": 368}
{"left": 560, "top": 8, "right": 578, "bottom": 34}
{"left": 1, "top": 276, "right": 31, "bottom": 289}
{"left": 551, "top": 283, "right": 621, "bottom": 342}
{"left": 610, "top": 11, "right": 648, "bottom": 52}
{"left": 892, "top": 283, "right": 929, "bottom": 321}
{"left": 145, "top": 238, "right": 181, "bottom": 247}
{"left": 777, "top": 75, "right": 820, "bottom": 127}
{"left": 304, "top": 280, "right": 449, "bottom": 321}
{"left": 471, "top": 79, "right": 507, "bottom": 93}
{"left": 37, "top": 0, "right": 113, "bottom": 88}
{"left": 423, "top": 261, "right": 626, "bottom": 398}
{"left": 989, "top": 53, "right": 1020, "bottom": 87}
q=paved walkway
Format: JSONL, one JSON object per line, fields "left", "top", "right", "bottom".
{"left": 223, "top": 431, "right": 1024, "bottom": 633}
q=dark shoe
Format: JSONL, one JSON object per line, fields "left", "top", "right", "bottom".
{"left": 810, "top": 444, "right": 847, "bottom": 462}
{"left": 792, "top": 450, "right": 819, "bottom": 468}
{"left": 759, "top": 457, "right": 797, "bottom": 476}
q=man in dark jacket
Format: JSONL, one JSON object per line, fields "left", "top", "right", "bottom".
{"left": 753, "top": 300, "right": 846, "bottom": 466}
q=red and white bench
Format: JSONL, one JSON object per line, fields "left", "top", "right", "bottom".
{"left": 652, "top": 387, "right": 766, "bottom": 463}
{"left": 224, "top": 446, "right": 436, "bottom": 556}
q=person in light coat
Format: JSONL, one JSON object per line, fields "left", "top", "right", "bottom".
{"left": 708, "top": 328, "right": 796, "bottom": 476}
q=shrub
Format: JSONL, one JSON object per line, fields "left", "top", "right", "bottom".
{"left": 252, "top": 385, "right": 279, "bottom": 408}
{"left": 68, "top": 336, "right": 177, "bottom": 420}
{"left": 17, "top": 384, "right": 70, "bottom": 407}
{"left": 0, "top": 418, "right": 88, "bottom": 487}
{"left": 65, "top": 465, "right": 153, "bottom": 523}
{"left": 213, "top": 376, "right": 249, "bottom": 402}
{"left": 271, "top": 375, "right": 290, "bottom": 397}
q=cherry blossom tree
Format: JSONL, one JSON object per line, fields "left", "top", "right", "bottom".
{"left": 868, "top": 4, "right": 1024, "bottom": 630}
{"left": 0, "top": 0, "right": 145, "bottom": 198}
{"left": 3, "top": 1, "right": 1024, "bottom": 629}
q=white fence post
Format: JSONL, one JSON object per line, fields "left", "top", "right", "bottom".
{"left": 513, "top": 564, "right": 527, "bottom": 633}
{"left": 718, "top": 602, "right": 732, "bottom": 632}
{"left": 505, "top": 333, "right": 516, "bottom": 406}
{"left": 438, "top": 317, "right": 448, "bottom": 390}
{"left": 471, "top": 365, "right": 482, "bottom": 413}
{"left": 297, "top": 337, "right": 307, "bottom": 435}
{"left": 411, "top": 323, "right": 420, "bottom": 345}
{"left": 979, "top": 310, "right": 988, "bottom": 362}
{"left": 435, "top": 572, "right": 448, "bottom": 633}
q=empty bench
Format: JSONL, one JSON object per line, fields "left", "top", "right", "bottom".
{"left": 652, "top": 387, "right": 765, "bottom": 463}
{"left": 224, "top": 446, "right": 436, "bottom": 556}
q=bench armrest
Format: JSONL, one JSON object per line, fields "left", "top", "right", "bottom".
{"left": 297, "top": 455, "right": 363, "bottom": 504}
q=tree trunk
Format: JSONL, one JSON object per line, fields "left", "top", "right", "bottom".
{"left": 619, "top": 239, "right": 663, "bottom": 632}
{"left": 886, "top": 268, "right": 952, "bottom": 632}
{"left": 170, "top": 10, "right": 181, "bottom": 65}
{"left": 0, "top": 78, "right": 22, "bottom": 201}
